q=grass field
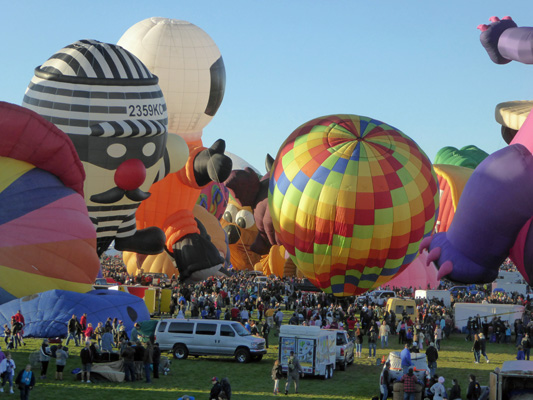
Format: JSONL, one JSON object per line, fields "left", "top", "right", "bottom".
{"left": 3, "top": 321, "right": 521, "bottom": 400}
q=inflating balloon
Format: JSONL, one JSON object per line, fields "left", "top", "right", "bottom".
{"left": 495, "top": 101, "right": 533, "bottom": 144}
{"left": 434, "top": 146, "right": 488, "bottom": 169}
{"left": 22, "top": 39, "right": 189, "bottom": 256}
{"left": 269, "top": 114, "right": 439, "bottom": 296}
{"left": 478, "top": 16, "right": 533, "bottom": 64}
{"left": 0, "top": 102, "right": 99, "bottom": 304}
{"left": 0, "top": 290, "right": 149, "bottom": 338}
{"left": 196, "top": 181, "right": 229, "bottom": 220}
{"left": 433, "top": 164, "right": 473, "bottom": 233}
{"left": 420, "top": 145, "right": 533, "bottom": 284}
{"left": 422, "top": 18, "right": 533, "bottom": 286}
{"left": 118, "top": 18, "right": 233, "bottom": 282}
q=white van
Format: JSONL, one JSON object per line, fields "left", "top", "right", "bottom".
{"left": 154, "top": 319, "right": 266, "bottom": 363}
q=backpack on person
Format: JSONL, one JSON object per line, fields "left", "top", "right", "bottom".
{"left": 220, "top": 377, "right": 231, "bottom": 400}
{"left": 288, "top": 356, "right": 295, "bottom": 371}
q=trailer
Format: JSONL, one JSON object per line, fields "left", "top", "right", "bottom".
{"left": 489, "top": 360, "right": 533, "bottom": 400}
{"left": 278, "top": 325, "right": 336, "bottom": 379}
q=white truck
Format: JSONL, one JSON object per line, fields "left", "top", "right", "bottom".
{"left": 414, "top": 289, "right": 451, "bottom": 308}
{"left": 489, "top": 360, "right": 533, "bottom": 400}
{"left": 279, "top": 325, "right": 336, "bottom": 379}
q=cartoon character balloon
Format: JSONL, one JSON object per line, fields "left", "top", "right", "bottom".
{"left": 22, "top": 39, "right": 189, "bottom": 256}
{"left": 118, "top": 18, "right": 232, "bottom": 282}
{"left": 418, "top": 18, "right": 533, "bottom": 286}
{"left": 0, "top": 102, "right": 100, "bottom": 304}
{"left": 269, "top": 114, "right": 439, "bottom": 297}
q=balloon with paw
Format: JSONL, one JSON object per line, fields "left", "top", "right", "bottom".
{"left": 118, "top": 18, "right": 233, "bottom": 282}
{"left": 222, "top": 168, "right": 262, "bottom": 271}
{"left": 22, "top": 39, "right": 189, "bottom": 257}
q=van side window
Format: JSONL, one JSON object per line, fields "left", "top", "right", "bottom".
{"left": 168, "top": 322, "right": 194, "bottom": 334}
{"left": 220, "top": 325, "right": 235, "bottom": 337}
{"left": 395, "top": 306, "right": 404, "bottom": 314}
{"left": 406, "top": 306, "right": 415, "bottom": 314}
{"left": 196, "top": 323, "right": 217, "bottom": 335}
{"left": 158, "top": 322, "right": 167, "bottom": 332}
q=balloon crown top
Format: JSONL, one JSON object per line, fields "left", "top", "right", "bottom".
{"left": 35, "top": 39, "right": 158, "bottom": 86}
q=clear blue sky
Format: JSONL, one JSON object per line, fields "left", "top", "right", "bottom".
{"left": 2, "top": 1, "right": 533, "bottom": 174}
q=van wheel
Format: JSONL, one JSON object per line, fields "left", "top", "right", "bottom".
{"left": 323, "top": 367, "right": 330, "bottom": 380}
{"left": 329, "top": 365, "right": 334, "bottom": 379}
{"left": 235, "top": 348, "right": 251, "bottom": 363}
{"left": 340, "top": 359, "right": 346, "bottom": 371}
{"left": 173, "top": 344, "right": 188, "bottom": 360}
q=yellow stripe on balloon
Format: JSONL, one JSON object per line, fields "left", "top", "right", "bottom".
{"left": 0, "top": 265, "right": 92, "bottom": 298}
{"left": 0, "top": 157, "right": 34, "bottom": 192}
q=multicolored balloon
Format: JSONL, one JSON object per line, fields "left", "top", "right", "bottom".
{"left": 0, "top": 102, "right": 99, "bottom": 304}
{"left": 269, "top": 114, "right": 439, "bottom": 296}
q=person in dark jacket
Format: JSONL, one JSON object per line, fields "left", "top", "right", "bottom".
{"left": 449, "top": 378, "right": 462, "bottom": 400}
{"left": 210, "top": 376, "right": 222, "bottom": 400}
{"left": 80, "top": 341, "right": 93, "bottom": 383}
{"left": 466, "top": 374, "right": 481, "bottom": 400}
{"left": 152, "top": 342, "right": 161, "bottom": 379}
{"left": 133, "top": 342, "right": 145, "bottom": 381}
{"left": 143, "top": 342, "right": 153, "bottom": 383}
{"left": 425, "top": 342, "right": 439, "bottom": 378}
{"left": 15, "top": 364, "right": 35, "bottom": 400}
{"left": 121, "top": 342, "right": 136, "bottom": 382}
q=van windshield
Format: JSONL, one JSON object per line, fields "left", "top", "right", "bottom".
{"left": 231, "top": 322, "right": 250, "bottom": 336}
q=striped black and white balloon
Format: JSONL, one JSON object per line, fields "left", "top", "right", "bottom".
{"left": 23, "top": 39, "right": 171, "bottom": 255}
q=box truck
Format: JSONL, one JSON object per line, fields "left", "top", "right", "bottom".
{"left": 279, "top": 325, "right": 336, "bottom": 379}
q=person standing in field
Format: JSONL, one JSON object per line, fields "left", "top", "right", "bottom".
{"left": 271, "top": 359, "right": 283, "bottom": 395}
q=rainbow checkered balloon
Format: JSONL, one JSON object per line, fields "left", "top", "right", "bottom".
{"left": 268, "top": 115, "right": 439, "bottom": 296}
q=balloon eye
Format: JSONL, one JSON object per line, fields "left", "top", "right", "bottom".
{"left": 107, "top": 143, "right": 127, "bottom": 158}
{"left": 235, "top": 210, "right": 255, "bottom": 229}
{"left": 143, "top": 142, "right": 156, "bottom": 157}
{"left": 223, "top": 204, "right": 238, "bottom": 223}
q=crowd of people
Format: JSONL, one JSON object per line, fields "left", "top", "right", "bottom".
{"left": 0, "top": 256, "right": 530, "bottom": 398}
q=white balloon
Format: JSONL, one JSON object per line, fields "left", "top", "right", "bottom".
{"left": 118, "top": 17, "right": 226, "bottom": 143}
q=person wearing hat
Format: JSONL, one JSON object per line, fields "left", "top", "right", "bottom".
{"left": 430, "top": 376, "right": 447, "bottom": 400}
{"left": 209, "top": 376, "right": 222, "bottom": 400}
{"left": 379, "top": 361, "right": 391, "bottom": 399}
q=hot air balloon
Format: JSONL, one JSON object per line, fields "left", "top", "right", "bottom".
{"left": 0, "top": 290, "right": 149, "bottom": 338}
{"left": 0, "top": 102, "right": 100, "bottom": 304}
{"left": 269, "top": 114, "right": 439, "bottom": 297}
{"left": 22, "top": 39, "right": 189, "bottom": 256}
{"left": 433, "top": 164, "right": 474, "bottom": 233}
{"left": 118, "top": 18, "right": 232, "bottom": 282}
{"left": 434, "top": 146, "right": 488, "bottom": 169}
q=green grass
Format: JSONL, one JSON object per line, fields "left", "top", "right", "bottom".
{"left": 4, "top": 327, "right": 521, "bottom": 399}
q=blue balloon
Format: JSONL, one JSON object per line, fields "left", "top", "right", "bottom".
{"left": 0, "top": 289, "right": 150, "bottom": 338}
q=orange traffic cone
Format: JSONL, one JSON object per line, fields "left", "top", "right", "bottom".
{"left": 381, "top": 355, "right": 386, "bottom": 364}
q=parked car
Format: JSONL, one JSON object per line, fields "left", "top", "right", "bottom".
{"left": 449, "top": 285, "right": 478, "bottom": 297}
{"left": 145, "top": 272, "right": 171, "bottom": 287}
{"left": 328, "top": 329, "right": 354, "bottom": 371}
{"left": 357, "top": 290, "right": 396, "bottom": 307}
{"left": 154, "top": 319, "right": 266, "bottom": 363}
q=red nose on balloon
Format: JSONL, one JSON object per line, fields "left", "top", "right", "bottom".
{"left": 114, "top": 159, "right": 146, "bottom": 191}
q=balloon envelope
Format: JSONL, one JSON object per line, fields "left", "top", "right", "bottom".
{"left": 269, "top": 114, "right": 438, "bottom": 296}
